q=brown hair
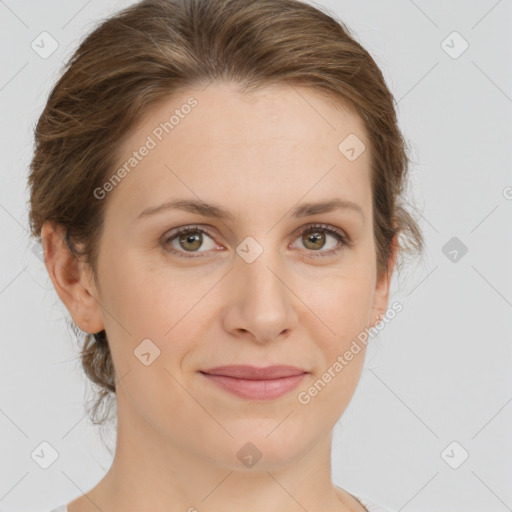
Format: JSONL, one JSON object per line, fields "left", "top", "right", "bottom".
{"left": 27, "top": 0, "right": 424, "bottom": 427}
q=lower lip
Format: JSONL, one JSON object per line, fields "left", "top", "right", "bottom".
{"left": 201, "top": 372, "right": 308, "bottom": 400}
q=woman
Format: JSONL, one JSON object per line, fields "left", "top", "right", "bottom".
{"left": 27, "top": 0, "right": 424, "bottom": 510}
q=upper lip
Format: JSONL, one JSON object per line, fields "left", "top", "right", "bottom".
{"left": 200, "top": 365, "right": 308, "bottom": 380}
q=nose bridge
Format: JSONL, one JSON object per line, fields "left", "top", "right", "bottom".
{"left": 237, "top": 233, "right": 288, "bottom": 304}
{"left": 224, "top": 234, "right": 297, "bottom": 342}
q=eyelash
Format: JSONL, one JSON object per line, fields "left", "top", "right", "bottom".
{"left": 163, "top": 223, "right": 352, "bottom": 259}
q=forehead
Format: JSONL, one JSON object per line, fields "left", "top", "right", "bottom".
{"left": 106, "top": 81, "right": 371, "bottom": 218}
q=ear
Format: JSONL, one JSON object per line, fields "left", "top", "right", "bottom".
{"left": 40, "top": 221, "right": 104, "bottom": 334}
{"left": 369, "top": 233, "right": 398, "bottom": 328}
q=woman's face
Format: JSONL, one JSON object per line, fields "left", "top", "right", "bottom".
{"left": 73, "top": 81, "right": 393, "bottom": 469}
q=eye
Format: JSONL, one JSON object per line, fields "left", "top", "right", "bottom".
{"left": 162, "top": 223, "right": 351, "bottom": 259}
{"left": 163, "top": 224, "right": 219, "bottom": 258}
{"left": 291, "top": 223, "right": 351, "bottom": 258}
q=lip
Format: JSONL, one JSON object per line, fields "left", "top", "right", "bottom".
{"left": 200, "top": 365, "right": 308, "bottom": 400}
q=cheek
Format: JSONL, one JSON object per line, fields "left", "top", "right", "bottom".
{"left": 99, "top": 250, "right": 196, "bottom": 334}
{"left": 101, "top": 267, "right": 205, "bottom": 432}
{"left": 295, "top": 342, "right": 366, "bottom": 437}
{"left": 115, "top": 356, "right": 200, "bottom": 438}
{"left": 302, "top": 269, "right": 374, "bottom": 334}
{"left": 99, "top": 255, "right": 220, "bottom": 373}
{"left": 299, "top": 269, "right": 373, "bottom": 402}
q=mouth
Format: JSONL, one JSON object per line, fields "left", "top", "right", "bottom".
{"left": 199, "top": 365, "right": 309, "bottom": 400}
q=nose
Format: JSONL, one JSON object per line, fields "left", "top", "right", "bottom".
{"left": 220, "top": 244, "right": 299, "bottom": 344}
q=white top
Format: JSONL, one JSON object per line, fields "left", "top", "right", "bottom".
{"left": 357, "top": 496, "right": 392, "bottom": 512}
{"left": 49, "top": 495, "right": 391, "bottom": 512}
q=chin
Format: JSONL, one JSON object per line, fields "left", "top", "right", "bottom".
{"left": 201, "top": 424, "right": 315, "bottom": 472}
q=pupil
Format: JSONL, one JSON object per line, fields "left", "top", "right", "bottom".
{"left": 180, "top": 232, "right": 202, "bottom": 251}
{"left": 305, "top": 231, "right": 324, "bottom": 250}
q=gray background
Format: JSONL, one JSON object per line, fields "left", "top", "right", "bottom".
{"left": 1, "top": 0, "right": 511, "bottom": 511}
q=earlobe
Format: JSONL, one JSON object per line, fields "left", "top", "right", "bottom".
{"left": 41, "top": 221, "right": 104, "bottom": 334}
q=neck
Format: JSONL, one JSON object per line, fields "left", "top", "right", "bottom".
{"left": 74, "top": 392, "right": 363, "bottom": 512}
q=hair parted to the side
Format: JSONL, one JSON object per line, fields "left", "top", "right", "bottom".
{"left": 27, "top": 0, "right": 424, "bottom": 428}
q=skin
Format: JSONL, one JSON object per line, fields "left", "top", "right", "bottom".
{"left": 42, "top": 80, "right": 396, "bottom": 512}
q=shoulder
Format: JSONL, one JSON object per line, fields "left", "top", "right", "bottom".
{"left": 337, "top": 485, "right": 392, "bottom": 512}
{"left": 48, "top": 506, "right": 68, "bottom": 512}
{"left": 356, "top": 495, "right": 393, "bottom": 512}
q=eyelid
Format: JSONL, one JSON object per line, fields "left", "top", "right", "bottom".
{"left": 290, "top": 222, "right": 352, "bottom": 259}
{"left": 162, "top": 224, "right": 221, "bottom": 258}
{"left": 162, "top": 222, "right": 352, "bottom": 259}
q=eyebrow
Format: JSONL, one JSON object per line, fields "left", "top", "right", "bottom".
{"left": 136, "top": 197, "right": 365, "bottom": 224}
